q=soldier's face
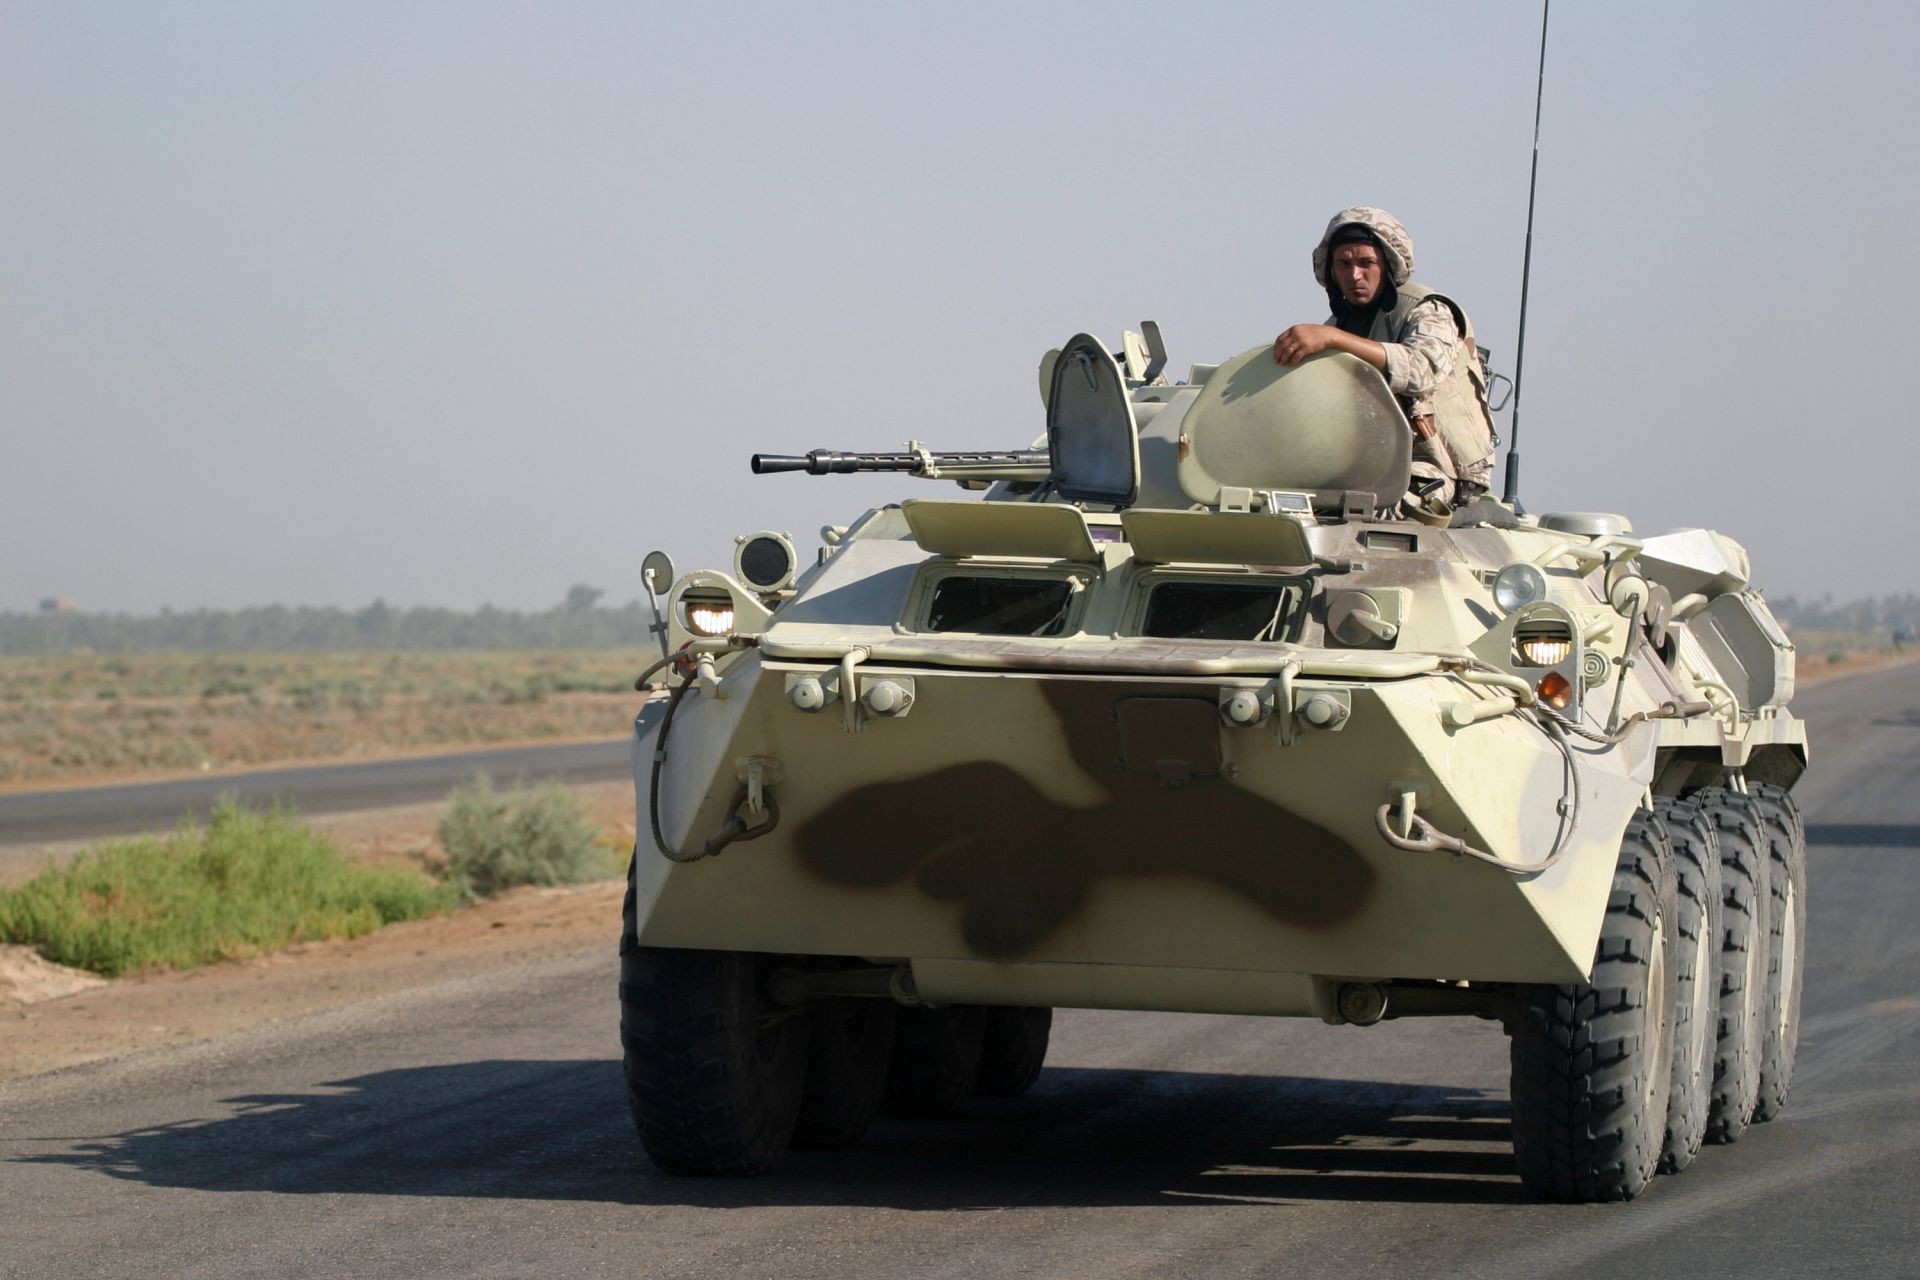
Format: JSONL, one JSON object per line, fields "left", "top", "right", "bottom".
{"left": 1331, "top": 244, "right": 1384, "bottom": 305}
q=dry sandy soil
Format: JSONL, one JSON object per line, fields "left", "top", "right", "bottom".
{"left": 4, "top": 652, "right": 1913, "bottom": 1086}
{"left": 0, "top": 649, "right": 643, "bottom": 788}
{"left": 1792, "top": 644, "right": 1920, "bottom": 686}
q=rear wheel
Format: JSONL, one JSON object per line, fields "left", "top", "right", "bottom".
{"left": 881, "top": 1005, "right": 987, "bottom": 1117}
{"left": 1652, "top": 797, "right": 1721, "bottom": 1173}
{"left": 974, "top": 1006, "right": 1053, "bottom": 1098}
{"left": 1696, "top": 787, "right": 1769, "bottom": 1143}
{"left": 619, "top": 864, "right": 809, "bottom": 1175}
{"left": 1751, "top": 783, "right": 1806, "bottom": 1122}
{"left": 792, "top": 998, "right": 897, "bottom": 1148}
{"left": 1509, "top": 809, "right": 1678, "bottom": 1201}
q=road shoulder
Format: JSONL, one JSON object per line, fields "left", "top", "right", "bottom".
{"left": 1, "top": 780, "right": 635, "bottom": 1083}
{"left": 1, "top": 878, "right": 623, "bottom": 1083}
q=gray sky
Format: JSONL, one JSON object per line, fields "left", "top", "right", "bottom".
{"left": 4, "top": 1, "right": 1914, "bottom": 613}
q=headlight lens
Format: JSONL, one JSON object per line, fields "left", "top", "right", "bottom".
{"left": 683, "top": 594, "right": 736, "bottom": 637}
{"left": 1513, "top": 613, "right": 1576, "bottom": 667}
{"left": 1492, "top": 562, "right": 1548, "bottom": 614}
{"left": 1517, "top": 635, "right": 1573, "bottom": 666}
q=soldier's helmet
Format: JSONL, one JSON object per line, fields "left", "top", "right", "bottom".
{"left": 1312, "top": 206, "right": 1415, "bottom": 288}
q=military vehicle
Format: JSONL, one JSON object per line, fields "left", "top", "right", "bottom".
{"left": 619, "top": 330, "right": 1807, "bottom": 1203}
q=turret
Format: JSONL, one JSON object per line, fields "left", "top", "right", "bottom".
{"left": 751, "top": 326, "right": 1417, "bottom": 519}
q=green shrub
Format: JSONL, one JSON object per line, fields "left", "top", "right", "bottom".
{"left": 0, "top": 800, "right": 456, "bottom": 977}
{"left": 284, "top": 681, "right": 331, "bottom": 711}
{"left": 435, "top": 776, "right": 612, "bottom": 901}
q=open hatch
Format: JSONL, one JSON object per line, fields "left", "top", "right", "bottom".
{"left": 1174, "top": 348, "right": 1412, "bottom": 512}
{"left": 1046, "top": 334, "right": 1141, "bottom": 507}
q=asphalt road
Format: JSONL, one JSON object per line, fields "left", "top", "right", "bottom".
{"left": 0, "top": 738, "right": 632, "bottom": 851}
{"left": 2, "top": 668, "right": 1915, "bottom": 1279}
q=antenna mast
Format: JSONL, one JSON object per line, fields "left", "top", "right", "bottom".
{"left": 1503, "top": 0, "right": 1551, "bottom": 506}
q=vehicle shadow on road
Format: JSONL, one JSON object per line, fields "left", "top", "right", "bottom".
{"left": 1806, "top": 823, "right": 1920, "bottom": 848}
{"left": 16, "top": 1060, "right": 1530, "bottom": 1208}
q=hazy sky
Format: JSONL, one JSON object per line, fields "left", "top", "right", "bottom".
{"left": 5, "top": 1, "right": 1915, "bottom": 613}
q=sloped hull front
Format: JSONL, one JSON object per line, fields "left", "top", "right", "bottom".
{"left": 632, "top": 654, "right": 1653, "bottom": 1010}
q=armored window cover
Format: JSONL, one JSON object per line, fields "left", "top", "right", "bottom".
{"left": 902, "top": 499, "right": 1100, "bottom": 562}
{"left": 1120, "top": 508, "right": 1313, "bottom": 566}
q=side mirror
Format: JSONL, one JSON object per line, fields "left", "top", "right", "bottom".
{"left": 1604, "top": 559, "right": 1649, "bottom": 619}
{"left": 641, "top": 551, "right": 676, "bottom": 659}
{"left": 642, "top": 551, "right": 676, "bottom": 597}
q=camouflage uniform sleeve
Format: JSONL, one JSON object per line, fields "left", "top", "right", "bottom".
{"left": 1379, "top": 298, "right": 1459, "bottom": 417}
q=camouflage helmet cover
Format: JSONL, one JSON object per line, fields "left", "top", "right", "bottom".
{"left": 1312, "top": 206, "right": 1414, "bottom": 288}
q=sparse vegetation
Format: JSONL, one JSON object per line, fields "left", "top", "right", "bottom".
{"left": 0, "top": 801, "right": 457, "bottom": 977}
{"left": 0, "top": 650, "right": 640, "bottom": 785}
{"left": 1772, "top": 595, "right": 1920, "bottom": 662}
{"left": 1771, "top": 593, "right": 1920, "bottom": 637}
{"left": 0, "top": 587, "right": 644, "bottom": 655}
{"left": 435, "top": 776, "right": 620, "bottom": 902}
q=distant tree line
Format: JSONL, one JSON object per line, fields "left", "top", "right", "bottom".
{"left": 5, "top": 587, "right": 1915, "bottom": 655}
{"left": 1769, "top": 593, "right": 1920, "bottom": 635}
{"left": 0, "top": 586, "right": 660, "bottom": 654}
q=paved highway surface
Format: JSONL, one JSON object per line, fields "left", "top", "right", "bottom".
{"left": 2, "top": 668, "right": 1915, "bottom": 1279}
{"left": 0, "top": 738, "right": 632, "bottom": 852}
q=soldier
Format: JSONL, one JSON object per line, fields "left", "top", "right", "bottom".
{"left": 1272, "top": 206, "right": 1498, "bottom": 518}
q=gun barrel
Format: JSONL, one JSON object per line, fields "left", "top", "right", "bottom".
{"left": 749, "top": 450, "right": 924, "bottom": 475}
{"left": 751, "top": 449, "right": 1049, "bottom": 476}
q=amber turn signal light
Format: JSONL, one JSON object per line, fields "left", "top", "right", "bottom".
{"left": 1536, "top": 671, "right": 1575, "bottom": 710}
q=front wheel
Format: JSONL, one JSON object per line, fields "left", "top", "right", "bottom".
{"left": 619, "top": 940, "right": 810, "bottom": 1176}
{"left": 1509, "top": 809, "right": 1679, "bottom": 1202}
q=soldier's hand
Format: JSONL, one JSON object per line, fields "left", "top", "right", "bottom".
{"left": 1273, "top": 324, "right": 1338, "bottom": 365}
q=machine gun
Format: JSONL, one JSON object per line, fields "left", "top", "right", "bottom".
{"left": 750, "top": 445, "right": 1051, "bottom": 483}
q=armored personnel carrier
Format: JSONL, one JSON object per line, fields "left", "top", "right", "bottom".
{"left": 619, "top": 330, "right": 1807, "bottom": 1202}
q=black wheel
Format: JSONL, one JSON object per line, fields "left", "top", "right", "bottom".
{"left": 880, "top": 1005, "right": 987, "bottom": 1117}
{"left": 618, "top": 867, "right": 809, "bottom": 1175}
{"left": 973, "top": 1006, "right": 1052, "bottom": 1098}
{"left": 1509, "top": 808, "right": 1679, "bottom": 1202}
{"left": 1750, "top": 783, "right": 1806, "bottom": 1122}
{"left": 792, "top": 998, "right": 897, "bottom": 1148}
{"left": 1696, "top": 786, "right": 1770, "bottom": 1143}
{"left": 1653, "top": 797, "right": 1722, "bottom": 1173}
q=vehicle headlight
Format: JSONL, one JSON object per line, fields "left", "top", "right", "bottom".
{"left": 682, "top": 591, "right": 736, "bottom": 637}
{"left": 1514, "top": 617, "right": 1576, "bottom": 666}
{"left": 1517, "top": 635, "right": 1574, "bottom": 666}
{"left": 1492, "top": 562, "right": 1548, "bottom": 614}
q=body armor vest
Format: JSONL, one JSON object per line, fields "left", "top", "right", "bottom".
{"left": 1367, "top": 282, "right": 1497, "bottom": 474}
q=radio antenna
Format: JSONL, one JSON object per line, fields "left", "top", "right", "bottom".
{"left": 1503, "top": 0, "right": 1551, "bottom": 506}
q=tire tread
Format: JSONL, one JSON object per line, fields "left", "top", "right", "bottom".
{"left": 1510, "top": 811, "right": 1677, "bottom": 1202}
